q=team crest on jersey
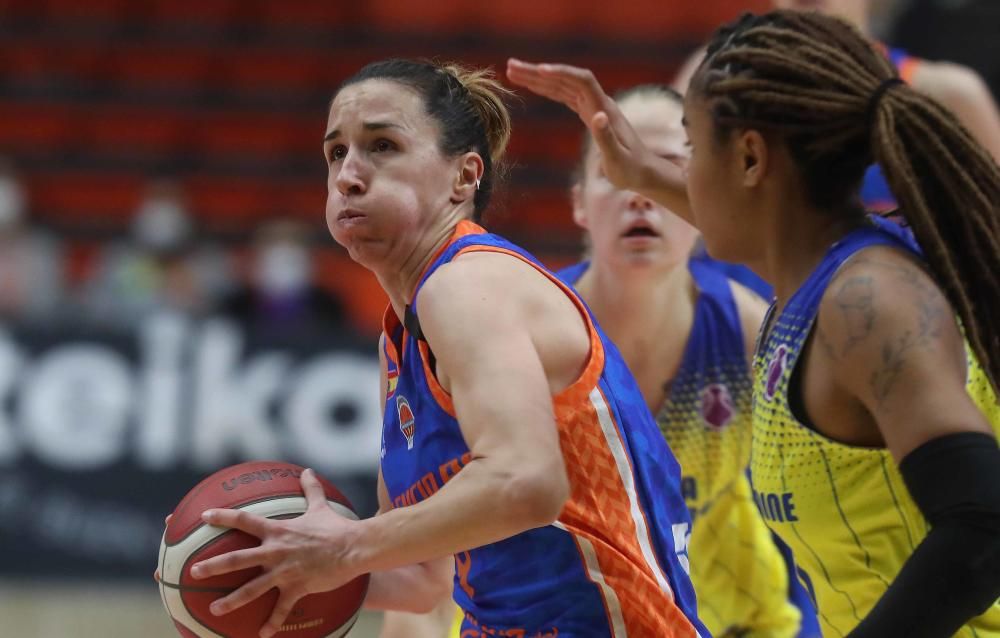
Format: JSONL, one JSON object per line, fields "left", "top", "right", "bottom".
{"left": 765, "top": 344, "right": 789, "bottom": 401}
{"left": 699, "top": 383, "right": 734, "bottom": 430}
{"left": 386, "top": 368, "right": 399, "bottom": 399}
{"left": 396, "top": 394, "right": 416, "bottom": 450}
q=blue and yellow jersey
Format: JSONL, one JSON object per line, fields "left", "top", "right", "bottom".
{"left": 861, "top": 46, "right": 922, "bottom": 213}
{"left": 751, "top": 216, "right": 1000, "bottom": 637}
{"left": 560, "top": 259, "right": 801, "bottom": 638}
{"left": 381, "top": 220, "right": 708, "bottom": 638}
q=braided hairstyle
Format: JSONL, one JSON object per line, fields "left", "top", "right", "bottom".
{"left": 336, "top": 59, "right": 513, "bottom": 222}
{"left": 690, "top": 9, "right": 1000, "bottom": 391}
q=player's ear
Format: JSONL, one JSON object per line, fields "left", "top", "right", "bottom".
{"left": 452, "top": 152, "right": 484, "bottom": 204}
{"left": 735, "top": 129, "right": 768, "bottom": 188}
{"left": 571, "top": 183, "right": 588, "bottom": 229}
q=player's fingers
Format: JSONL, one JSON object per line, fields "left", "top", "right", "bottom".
{"left": 191, "top": 546, "right": 269, "bottom": 580}
{"left": 208, "top": 572, "right": 276, "bottom": 616}
{"left": 153, "top": 568, "right": 161, "bottom": 582}
{"left": 164, "top": 513, "right": 173, "bottom": 526}
{"left": 259, "top": 590, "right": 301, "bottom": 638}
{"left": 590, "top": 112, "right": 628, "bottom": 159}
{"left": 300, "top": 469, "right": 327, "bottom": 512}
{"left": 506, "top": 66, "right": 567, "bottom": 102}
{"left": 202, "top": 507, "right": 272, "bottom": 537}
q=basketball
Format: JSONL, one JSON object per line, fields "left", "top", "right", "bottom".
{"left": 157, "top": 461, "right": 369, "bottom": 638}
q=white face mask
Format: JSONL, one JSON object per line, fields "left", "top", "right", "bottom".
{"left": 257, "top": 242, "right": 310, "bottom": 295}
{"left": 133, "top": 198, "right": 191, "bottom": 251}
{"left": 0, "top": 175, "right": 26, "bottom": 228}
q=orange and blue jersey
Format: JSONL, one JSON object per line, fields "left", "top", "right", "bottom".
{"left": 380, "top": 220, "right": 707, "bottom": 638}
{"left": 861, "top": 46, "right": 921, "bottom": 213}
{"left": 561, "top": 259, "right": 818, "bottom": 637}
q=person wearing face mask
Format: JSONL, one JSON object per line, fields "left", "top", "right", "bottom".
{"left": 0, "top": 159, "right": 65, "bottom": 322}
{"left": 85, "top": 179, "right": 229, "bottom": 325}
{"left": 221, "top": 220, "right": 346, "bottom": 337}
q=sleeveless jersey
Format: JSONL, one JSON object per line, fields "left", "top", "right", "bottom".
{"left": 750, "top": 216, "right": 1000, "bottom": 637}
{"left": 559, "top": 259, "right": 802, "bottom": 637}
{"left": 380, "top": 220, "right": 708, "bottom": 638}
{"left": 861, "top": 46, "right": 922, "bottom": 213}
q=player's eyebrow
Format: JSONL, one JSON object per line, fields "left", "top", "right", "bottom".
{"left": 324, "top": 121, "right": 403, "bottom": 142}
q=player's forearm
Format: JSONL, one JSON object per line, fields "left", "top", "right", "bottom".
{"left": 634, "top": 156, "right": 693, "bottom": 224}
{"left": 349, "top": 456, "right": 568, "bottom": 574}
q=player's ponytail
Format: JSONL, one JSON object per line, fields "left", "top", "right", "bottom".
{"left": 336, "top": 59, "right": 513, "bottom": 222}
{"left": 691, "top": 10, "right": 1000, "bottom": 390}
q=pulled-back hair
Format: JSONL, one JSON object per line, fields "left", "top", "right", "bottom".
{"left": 336, "top": 59, "right": 513, "bottom": 222}
{"left": 690, "top": 10, "right": 1000, "bottom": 391}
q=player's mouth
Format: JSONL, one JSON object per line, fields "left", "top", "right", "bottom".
{"left": 621, "top": 222, "right": 660, "bottom": 240}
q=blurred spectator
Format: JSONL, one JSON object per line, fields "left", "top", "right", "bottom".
{"left": 221, "top": 220, "right": 346, "bottom": 336}
{"left": 0, "top": 159, "right": 66, "bottom": 322}
{"left": 82, "top": 179, "right": 232, "bottom": 327}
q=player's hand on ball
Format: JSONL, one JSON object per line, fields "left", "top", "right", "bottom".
{"left": 506, "top": 59, "right": 652, "bottom": 192}
{"left": 190, "top": 468, "right": 364, "bottom": 638}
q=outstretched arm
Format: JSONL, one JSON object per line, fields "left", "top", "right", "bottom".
{"left": 507, "top": 59, "right": 693, "bottom": 223}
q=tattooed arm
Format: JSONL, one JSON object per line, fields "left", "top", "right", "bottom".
{"left": 812, "top": 246, "right": 1000, "bottom": 638}
{"left": 812, "top": 245, "right": 993, "bottom": 458}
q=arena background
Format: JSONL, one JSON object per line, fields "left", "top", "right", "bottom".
{"left": 0, "top": 0, "right": 996, "bottom": 635}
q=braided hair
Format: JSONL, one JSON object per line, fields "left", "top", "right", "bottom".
{"left": 690, "top": 10, "right": 1000, "bottom": 390}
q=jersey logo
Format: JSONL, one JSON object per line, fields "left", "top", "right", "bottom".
{"left": 699, "top": 383, "right": 734, "bottom": 430}
{"left": 396, "top": 394, "right": 416, "bottom": 450}
{"left": 386, "top": 368, "right": 399, "bottom": 399}
{"left": 765, "top": 344, "right": 789, "bottom": 401}
{"left": 672, "top": 522, "right": 692, "bottom": 575}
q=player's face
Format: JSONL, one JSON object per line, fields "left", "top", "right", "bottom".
{"left": 575, "top": 95, "right": 698, "bottom": 272}
{"left": 323, "top": 80, "right": 459, "bottom": 268}
{"left": 682, "top": 95, "right": 755, "bottom": 264}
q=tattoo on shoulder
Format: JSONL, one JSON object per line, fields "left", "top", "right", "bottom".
{"left": 833, "top": 275, "right": 875, "bottom": 356}
{"left": 869, "top": 281, "right": 946, "bottom": 407}
{"left": 821, "top": 256, "right": 951, "bottom": 408}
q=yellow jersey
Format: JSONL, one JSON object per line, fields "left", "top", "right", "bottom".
{"left": 656, "top": 259, "right": 801, "bottom": 638}
{"left": 750, "top": 218, "right": 1000, "bottom": 637}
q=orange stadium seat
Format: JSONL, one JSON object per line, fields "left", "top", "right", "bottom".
{"left": 314, "top": 250, "right": 389, "bottom": 330}
{"left": 40, "top": 0, "right": 139, "bottom": 24}
{"left": 249, "top": 0, "right": 353, "bottom": 30}
{"left": 0, "top": 103, "right": 76, "bottom": 152}
{"left": 26, "top": 171, "right": 143, "bottom": 224}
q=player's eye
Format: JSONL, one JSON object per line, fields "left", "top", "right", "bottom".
{"left": 371, "top": 139, "right": 396, "bottom": 153}
{"left": 329, "top": 145, "right": 347, "bottom": 162}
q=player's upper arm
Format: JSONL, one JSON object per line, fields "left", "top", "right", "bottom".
{"left": 415, "top": 253, "right": 569, "bottom": 519}
{"left": 814, "top": 248, "right": 994, "bottom": 462}
{"left": 913, "top": 61, "right": 1000, "bottom": 163}
{"left": 730, "top": 279, "right": 768, "bottom": 367}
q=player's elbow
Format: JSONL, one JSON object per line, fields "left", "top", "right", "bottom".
{"left": 500, "top": 456, "right": 570, "bottom": 528}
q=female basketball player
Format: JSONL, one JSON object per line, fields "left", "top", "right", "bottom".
{"left": 561, "top": 84, "right": 805, "bottom": 638}
{"left": 509, "top": 9, "right": 1000, "bottom": 637}
{"left": 673, "top": 0, "right": 1000, "bottom": 213}
{"left": 186, "top": 59, "right": 708, "bottom": 638}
